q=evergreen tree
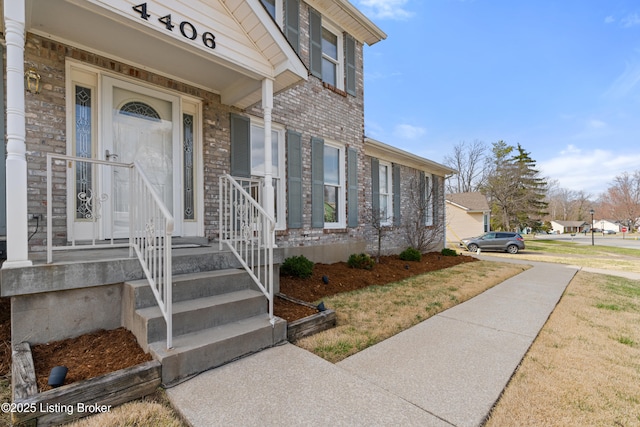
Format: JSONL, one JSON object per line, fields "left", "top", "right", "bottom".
{"left": 483, "top": 142, "right": 548, "bottom": 231}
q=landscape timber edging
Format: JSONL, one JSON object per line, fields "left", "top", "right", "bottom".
{"left": 286, "top": 309, "right": 337, "bottom": 342}
{"left": 11, "top": 341, "right": 161, "bottom": 426}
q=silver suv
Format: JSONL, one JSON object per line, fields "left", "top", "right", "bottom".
{"left": 460, "top": 232, "right": 525, "bottom": 254}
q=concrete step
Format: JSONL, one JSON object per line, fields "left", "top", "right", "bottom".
{"left": 125, "top": 269, "right": 254, "bottom": 310}
{"left": 132, "top": 289, "right": 268, "bottom": 348}
{"left": 149, "top": 314, "right": 287, "bottom": 384}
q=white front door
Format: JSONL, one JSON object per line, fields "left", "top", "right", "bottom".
{"left": 102, "top": 77, "right": 181, "bottom": 238}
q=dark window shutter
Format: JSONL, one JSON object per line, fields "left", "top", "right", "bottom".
{"left": 347, "top": 147, "right": 358, "bottom": 227}
{"left": 419, "top": 171, "right": 426, "bottom": 225}
{"left": 371, "top": 157, "right": 380, "bottom": 224}
{"left": 230, "top": 113, "right": 250, "bottom": 178}
{"left": 309, "top": 8, "right": 322, "bottom": 79}
{"left": 392, "top": 163, "right": 401, "bottom": 226}
{"left": 433, "top": 175, "right": 440, "bottom": 224}
{"left": 345, "top": 35, "right": 356, "bottom": 96}
{"left": 287, "top": 130, "right": 303, "bottom": 228}
{"left": 284, "top": 0, "right": 300, "bottom": 53}
{"left": 311, "top": 137, "right": 325, "bottom": 227}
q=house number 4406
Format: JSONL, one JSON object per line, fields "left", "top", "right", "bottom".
{"left": 133, "top": 3, "right": 216, "bottom": 49}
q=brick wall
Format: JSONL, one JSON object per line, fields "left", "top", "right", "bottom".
{"left": 362, "top": 158, "right": 447, "bottom": 256}
{"left": 22, "top": 34, "right": 236, "bottom": 250}
{"left": 21, "top": 3, "right": 370, "bottom": 256}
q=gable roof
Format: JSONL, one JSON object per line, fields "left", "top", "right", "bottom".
{"left": 20, "top": 0, "right": 308, "bottom": 109}
{"left": 446, "top": 192, "right": 490, "bottom": 212}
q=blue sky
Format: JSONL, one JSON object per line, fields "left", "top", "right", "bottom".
{"left": 356, "top": 0, "right": 640, "bottom": 196}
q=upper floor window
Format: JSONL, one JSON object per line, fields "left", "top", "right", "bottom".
{"left": 309, "top": 9, "right": 347, "bottom": 92}
{"left": 261, "top": 0, "right": 283, "bottom": 25}
{"left": 261, "top": 0, "right": 276, "bottom": 18}
{"left": 322, "top": 27, "right": 339, "bottom": 87}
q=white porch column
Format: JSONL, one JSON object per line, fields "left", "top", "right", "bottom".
{"left": 262, "top": 78, "right": 275, "bottom": 221}
{"left": 3, "top": 1, "right": 32, "bottom": 268}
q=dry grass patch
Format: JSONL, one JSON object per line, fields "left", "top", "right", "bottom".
{"left": 0, "top": 377, "right": 10, "bottom": 427}
{"left": 65, "top": 388, "right": 187, "bottom": 427}
{"left": 295, "top": 261, "right": 528, "bottom": 363}
{"left": 512, "top": 239, "right": 640, "bottom": 273}
{"left": 486, "top": 272, "right": 640, "bottom": 426}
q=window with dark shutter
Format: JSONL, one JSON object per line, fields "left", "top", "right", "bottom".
{"left": 230, "top": 114, "right": 250, "bottom": 178}
{"left": 345, "top": 35, "right": 356, "bottom": 96}
{"left": 392, "top": 164, "right": 401, "bottom": 226}
{"left": 287, "top": 130, "right": 303, "bottom": 228}
{"left": 284, "top": 0, "right": 300, "bottom": 53}
{"left": 347, "top": 148, "right": 358, "bottom": 227}
{"left": 371, "top": 157, "right": 380, "bottom": 224}
{"left": 309, "top": 8, "right": 322, "bottom": 78}
{"left": 311, "top": 137, "right": 325, "bottom": 227}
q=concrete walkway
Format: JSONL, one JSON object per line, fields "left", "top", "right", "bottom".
{"left": 166, "top": 260, "right": 580, "bottom": 427}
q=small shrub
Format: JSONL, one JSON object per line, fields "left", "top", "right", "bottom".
{"left": 281, "top": 255, "right": 314, "bottom": 279}
{"left": 399, "top": 247, "right": 421, "bottom": 262}
{"left": 441, "top": 248, "right": 458, "bottom": 257}
{"left": 347, "top": 253, "right": 375, "bottom": 270}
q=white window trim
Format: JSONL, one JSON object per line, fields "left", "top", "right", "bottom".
{"left": 379, "top": 160, "right": 393, "bottom": 226}
{"left": 249, "top": 117, "right": 286, "bottom": 231}
{"left": 321, "top": 20, "right": 344, "bottom": 90}
{"left": 65, "top": 59, "right": 205, "bottom": 238}
{"left": 324, "top": 139, "right": 346, "bottom": 229}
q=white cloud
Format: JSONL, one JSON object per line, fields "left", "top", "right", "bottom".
{"left": 393, "top": 123, "right": 427, "bottom": 140}
{"left": 604, "top": 57, "right": 640, "bottom": 98}
{"left": 357, "top": 0, "right": 414, "bottom": 20}
{"left": 587, "top": 119, "right": 607, "bottom": 129}
{"left": 560, "top": 144, "right": 581, "bottom": 155}
{"left": 539, "top": 146, "right": 640, "bottom": 195}
{"left": 604, "top": 15, "right": 615, "bottom": 24}
{"left": 621, "top": 12, "right": 640, "bottom": 28}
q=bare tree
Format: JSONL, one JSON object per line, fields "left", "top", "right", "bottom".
{"left": 598, "top": 170, "right": 640, "bottom": 232}
{"left": 443, "top": 140, "right": 488, "bottom": 194}
{"left": 366, "top": 205, "right": 391, "bottom": 263}
{"left": 403, "top": 174, "right": 444, "bottom": 252}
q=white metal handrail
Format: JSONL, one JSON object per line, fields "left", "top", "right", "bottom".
{"left": 46, "top": 154, "right": 132, "bottom": 263}
{"left": 130, "top": 161, "right": 174, "bottom": 348}
{"left": 219, "top": 174, "right": 275, "bottom": 325}
{"left": 46, "top": 154, "right": 174, "bottom": 348}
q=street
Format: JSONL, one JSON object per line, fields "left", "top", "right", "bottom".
{"left": 532, "top": 232, "right": 640, "bottom": 250}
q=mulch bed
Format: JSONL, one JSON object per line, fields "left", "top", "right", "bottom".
{"left": 0, "top": 252, "right": 476, "bottom": 389}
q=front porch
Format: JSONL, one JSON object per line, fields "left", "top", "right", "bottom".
{"left": 1, "top": 240, "right": 286, "bottom": 385}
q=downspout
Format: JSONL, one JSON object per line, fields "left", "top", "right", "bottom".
{"left": 3, "top": 0, "right": 32, "bottom": 268}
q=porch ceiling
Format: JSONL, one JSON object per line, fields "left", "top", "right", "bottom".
{"left": 20, "top": 0, "right": 307, "bottom": 109}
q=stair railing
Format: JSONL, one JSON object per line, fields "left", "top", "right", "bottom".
{"left": 219, "top": 174, "right": 275, "bottom": 325}
{"left": 130, "top": 161, "right": 174, "bottom": 349}
{"left": 45, "top": 154, "right": 174, "bottom": 349}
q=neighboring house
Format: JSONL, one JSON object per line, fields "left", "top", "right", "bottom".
{"left": 594, "top": 219, "right": 622, "bottom": 233}
{"left": 0, "top": 0, "right": 453, "bottom": 384}
{"left": 445, "top": 192, "right": 490, "bottom": 245}
{"left": 550, "top": 220, "right": 588, "bottom": 234}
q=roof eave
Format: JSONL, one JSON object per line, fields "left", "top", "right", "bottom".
{"left": 365, "top": 137, "right": 457, "bottom": 176}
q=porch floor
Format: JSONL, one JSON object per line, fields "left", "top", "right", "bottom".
{"left": 28, "top": 237, "right": 216, "bottom": 265}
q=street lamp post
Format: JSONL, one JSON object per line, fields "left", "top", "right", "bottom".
{"left": 590, "top": 209, "right": 595, "bottom": 246}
